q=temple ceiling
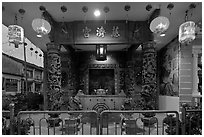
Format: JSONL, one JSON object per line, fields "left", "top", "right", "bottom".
{"left": 2, "top": 2, "right": 202, "bottom": 52}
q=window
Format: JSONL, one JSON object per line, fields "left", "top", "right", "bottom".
{"left": 35, "top": 70, "right": 42, "bottom": 80}
{"left": 5, "top": 78, "right": 18, "bottom": 92}
{"left": 27, "top": 70, "right": 33, "bottom": 79}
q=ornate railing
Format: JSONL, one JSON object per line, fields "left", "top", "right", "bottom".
{"left": 2, "top": 104, "right": 202, "bottom": 135}
{"left": 16, "top": 110, "right": 98, "bottom": 135}
{"left": 99, "top": 110, "right": 180, "bottom": 135}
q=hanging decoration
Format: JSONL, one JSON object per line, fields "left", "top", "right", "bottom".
{"left": 96, "top": 44, "right": 107, "bottom": 61}
{"left": 146, "top": 4, "right": 152, "bottom": 11}
{"left": 32, "top": 18, "right": 51, "bottom": 38}
{"left": 83, "top": 26, "right": 91, "bottom": 38}
{"left": 111, "top": 26, "right": 120, "bottom": 38}
{"left": 60, "top": 5, "right": 68, "bottom": 34}
{"left": 8, "top": 24, "right": 24, "bottom": 48}
{"left": 179, "top": 4, "right": 196, "bottom": 44}
{"left": 179, "top": 10, "right": 196, "bottom": 44}
{"left": 32, "top": 6, "right": 51, "bottom": 38}
{"left": 82, "top": 6, "right": 88, "bottom": 24}
{"left": 167, "top": 3, "right": 174, "bottom": 12}
{"left": 82, "top": 6, "right": 91, "bottom": 38}
{"left": 156, "top": 3, "right": 174, "bottom": 37}
{"left": 150, "top": 16, "right": 170, "bottom": 35}
{"left": 8, "top": 11, "right": 25, "bottom": 48}
{"left": 149, "top": 5, "right": 170, "bottom": 35}
{"left": 103, "top": 6, "right": 109, "bottom": 24}
{"left": 96, "top": 26, "right": 106, "bottom": 38}
{"left": 179, "top": 21, "right": 195, "bottom": 44}
{"left": 124, "top": 5, "right": 131, "bottom": 24}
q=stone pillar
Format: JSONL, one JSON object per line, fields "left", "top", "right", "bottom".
{"left": 46, "top": 42, "right": 62, "bottom": 110}
{"left": 141, "top": 41, "right": 157, "bottom": 110}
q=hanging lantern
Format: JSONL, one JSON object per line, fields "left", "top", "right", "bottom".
{"left": 96, "top": 45, "right": 107, "bottom": 61}
{"left": 179, "top": 9, "right": 196, "bottom": 44}
{"left": 32, "top": 18, "right": 51, "bottom": 38}
{"left": 8, "top": 25, "right": 24, "bottom": 48}
{"left": 179, "top": 21, "right": 195, "bottom": 44}
{"left": 150, "top": 16, "right": 170, "bottom": 34}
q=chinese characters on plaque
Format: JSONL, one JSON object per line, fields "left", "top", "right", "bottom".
{"left": 82, "top": 25, "right": 120, "bottom": 38}
{"left": 96, "top": 26, "right": 106, "bottom": 38}
{"left": 111, "top": 26, "right": 120, "bottom": 38}
{"left": 83, "top": 26, "right": 91, "bottom": 38}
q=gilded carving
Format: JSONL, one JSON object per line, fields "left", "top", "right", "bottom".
{"left": 48, "top": 53, "right": 61, "bottom": 91}
{"left": 47, "top": 43, "right": 62, "bottom": 110}
{"left": 141, "top": 42, "right": 157, "bottom": 110}
{"left": 142, "top": 52, "right": 157, "bottom": 84}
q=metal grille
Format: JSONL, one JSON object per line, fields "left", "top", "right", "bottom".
{"left": 16, "top": 110, "right": 98, "bottom": 135}
{"left": 181, "top": 107, "right": 202, "bottom": 135}
{"left": 99, "top": 110, "right": 180, "bottom": 135}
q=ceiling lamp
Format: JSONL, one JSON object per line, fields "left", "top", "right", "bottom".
{"left": 96, "top": 45, "right": 107, "bottom": 61}
{"left": 150, "top": 16, "right": 170, "bottom": 35}
{"left": 179, "top": 4, "right": 196, "bottom": 44}
{"left": 94, "top": 9, "right": 101, "bottom": 17}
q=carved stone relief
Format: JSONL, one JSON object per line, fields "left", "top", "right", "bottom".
{"left": 46, "top": 43, "right": 62, "bottom": 110}
{"left": 141, "top": 41, "right": 157, "bottom": 109}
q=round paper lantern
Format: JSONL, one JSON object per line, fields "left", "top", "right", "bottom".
{"left": 32, "top": 18, "right": 51, "bottom": 37}
{"left": 179, "top": 21, "right": 195, "bottom": 44}
{"left": 150, "top": 16, "right": 170, "bottom": 34}
{"left": 8, "top": 25, "right": 24, "bottom": 48}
